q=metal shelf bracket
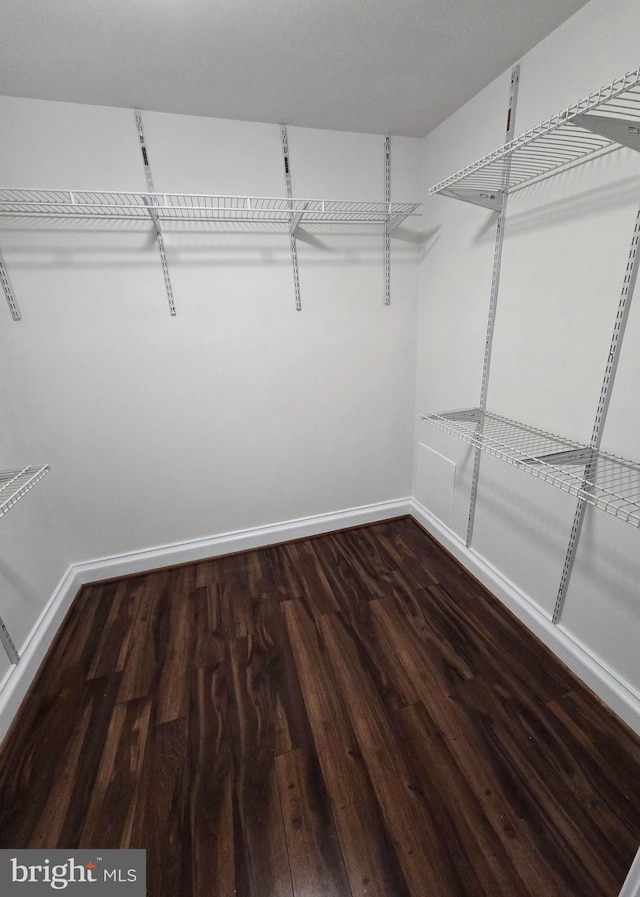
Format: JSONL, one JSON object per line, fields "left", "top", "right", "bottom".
{"left": 439, "top": 188, "right": 503, "bottom": 211}
{"left": 290, "top": 202, "right": 308, "bottom": 236}
{"left": 571, "top": 114, "right": 640, "bottom": 153}
{"left": 387, "top": 211, "right": 412, "bottom": 234}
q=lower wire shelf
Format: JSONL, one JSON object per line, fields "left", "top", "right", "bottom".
{"left": 421, "top": 408, "right": 640, "bottom": 528}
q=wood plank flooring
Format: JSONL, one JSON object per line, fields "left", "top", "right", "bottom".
{"left": 0, "top": 516, "right": 639, "bottom": 896}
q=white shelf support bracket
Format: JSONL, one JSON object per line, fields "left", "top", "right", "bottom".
{"left": 134, "top": 110, "right": 177, "bottom": 316}
{"left": 0, "top": 247, "right": 21, "bottom": 321}
{"left": 281, "top": 125, "right": 302, "bottom": 311}
{"left": 290, "top": 203, "right": 308, "bottom": 235}
{"left": 439, "top": 188, "right": 503, "bottom": 211}
{"left": 384, "top": 136, "right": 391, "bottom": 305}
{"left": 570, "top": 114, "right": 640, "bottom": 153}
{"left": 553, "top": 202, "right": 640, "bottom": 623}
{"left": 466, "top": 64, "right": 520, "bottom": 548}
{"left": 387, "top": 211, "right": 412, "bottom": 234}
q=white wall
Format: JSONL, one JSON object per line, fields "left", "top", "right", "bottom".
{"left": 416, "top": 0, "right": 640, "bottom": 721}
{"left": 0, "top": 98, "right": 421, "bottom": 575}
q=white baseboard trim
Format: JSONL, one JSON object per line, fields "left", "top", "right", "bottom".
{"left": 619, "top": 848, "right": 640, "bottom": 897}
{"left": 409, "top": 498, "right": 640, "bottom": 737}
{"left": 0, "top": 564, "right": 81, "bottom": 745}
{"left": 73, "top": 497, "right": 414, "bottom": 584}
{"left": 0, "top": 498, "right": 412, "bottom": 747}
{"left": 2, "top": 495, "right": 638, "bottom": 752}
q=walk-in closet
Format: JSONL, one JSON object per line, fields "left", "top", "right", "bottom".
{"left": 1, "top": 1, "right": 639, "bottom": 895}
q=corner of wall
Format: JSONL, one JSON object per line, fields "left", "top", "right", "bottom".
{"left": 0, "top": 564, "right": 80, "bottom": 746}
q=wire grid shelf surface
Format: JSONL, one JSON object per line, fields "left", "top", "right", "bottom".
{"left": 0, "top": 190, "right": 420, "bottom": 225}
{"left": 421, "top": 408, "right": 640, "bottom": 527}
{"left": 0, "top": 465, "right": 50, "bottom": 518}
{"left": 430, "top": 68, "right": 640, "bottom": 196}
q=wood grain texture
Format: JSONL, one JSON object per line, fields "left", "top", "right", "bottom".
{"left": 283, "top": 598, "right": 412, "bottom": 897}
{"left": 183, "top": 661, "right": 237, "bottom": 897}
{"left": 0, "top": 516, "right": 638, "bottom": 897}
{"left": 275, "top": 746, "right": 350, "bottom": 897}
{"left": 319, "top": 610, "right": 464, "bottom": 896}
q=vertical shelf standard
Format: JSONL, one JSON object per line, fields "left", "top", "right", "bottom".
{"left": 280, "top": 125, "right": 303, "bottom": 311}
{"left": 466, "top": 64, "right": 520, "bottom": 548}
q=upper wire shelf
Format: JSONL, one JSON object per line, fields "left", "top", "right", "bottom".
{"left": 0, "top": 465, "right": 50, "bottom": 518}
{"left": 0, "top": 189, "right": 420, "bottom": 227}
{"left": 421, "top": 408, "right": 640, "bottom": 528}
{"left": 430, "top": 67, "right": 640, "bottom": 198}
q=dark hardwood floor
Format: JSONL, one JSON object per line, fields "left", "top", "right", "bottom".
{"left": 0, "top": 516, "right": 639, "bottom": 896}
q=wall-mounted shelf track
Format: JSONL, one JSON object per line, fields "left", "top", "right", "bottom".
{"left": 134, "top": 111, "right": 177, "bottom": 316}
{"left": 0, "top": 189, "right": 419, "bottom": 228}
{"left": 280, "top": 125, "right": 303, "bottom": 311}
{"left": 0, "top": 185, "right": 419, "bottom": 317}
{"left": 0, "top": 117, "right": 420, "bottom": 317}
{"left": 466, "top": 65, "right": 520, "bottom": 548}
{"left": 1, "top": 465, "right": 50, "bottom": 518}
{"left": 0, "top": 464, "right": 50, "bottom": 664}
{"left": 384, "top": 136, "right": 392, "bottom": 305}
{"left": 430, "top": 67, "right": 640, "bottom": 205}
{"left": 422, "top": 409, "right": 640, "bottom": 529}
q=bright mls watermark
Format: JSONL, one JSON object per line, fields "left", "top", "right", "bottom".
{"left": 0, "top": 850, "right": 146, "bottom": 894}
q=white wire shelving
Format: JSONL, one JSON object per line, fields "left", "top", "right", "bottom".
{"left": 430, "top": 67, "right": 640, "bottom": 199}
{"left": 0, "top": 465, "right": 50, "bottom": 518}
{"left": 0, "top": 189, "right": 419, "bottom": 228}
{"left": 421, "top": 408, "right": 640, "bottom": 528}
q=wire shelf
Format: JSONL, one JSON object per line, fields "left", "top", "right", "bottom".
{"left": 0, "top": 189, "right": 420, "bottom": 226}
{"left": 421, "top": 408, "right": 640, "bottom": 528}
{"left": 430, "top": 67, "right": 640, "bottom": 197}
{"left": 0, "top": 465, "right": 50, "bottom": 518}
